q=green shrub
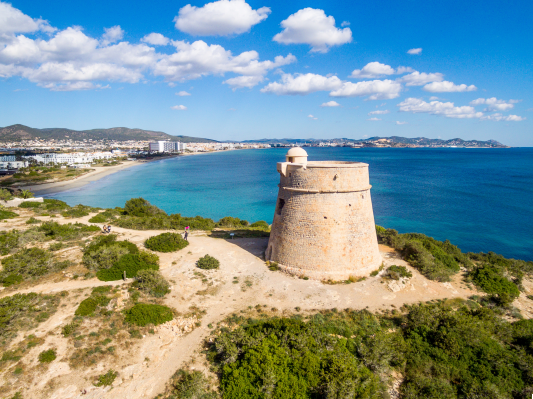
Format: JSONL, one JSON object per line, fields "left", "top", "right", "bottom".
{"left": 38, "top": 349, "right": 56, "bottom": 363}
{"left": 165, "top": 369, "right": 217, "bottom": 399}
{"left": 25, "top": 217, "right": 41, "bottom": 224}
{"left": 88, "top": 214, "right": 106, "bottom": 223}
{"left": 216, "top": 216, "right": 249, "bottom": 228}
{"left": 124, "top": 198, "right": 166, "bottom": 217}
{"left": 0, "top": 247, "right": 67, "bottom": 285}
{"left": 61, "top": 205, "right": 92, "bottom": 218}
{"left": 144, "top": 232, "right": 189, "bottom": 252}
{"left": 384, "top": 265, "right": 412, "bottom": 280}
{"left": 0, "top": 293, "right": 60, "bottom": 345}
{"left": 96, "top": 251, "right": 159, "bottom": 281}
{"left": 135, "top": 270, "right": 170, "bottom": 297}
{"left": 124, "top": 303, "right": 173, "bottom": 326}
{"left": 82, "top": 235, "right": 138, "bottom": 270}
{"left": 471, "top": 265, "right": 520, "bottom": 304}
{"left": 0, "top": 230, "right": 20, "bottom": 255}
{"left": 94, "top": 369, "right": 117, "bottom": 387}
{"left": 0, "top": 189, "right": 14, "bottom": 201}
{"left": 75, "top": 295, "right": 111, "bottom": 316}
{"left": 18, "top": 201, "right": 42, "bottom": 208}
{"left": 196, "top": 255, "right": 220, "bottom": 270}
{"left": 0, "top": 209, "right": 18, "bottom": 220}
{"left": 42, "top": 198, "right": 70, "bottom": 213}
{"left": 250, "top": 220, "right": 270, "bottom": 230}
{"left": 38, "top": 221, "right": 100, "bottom": 241}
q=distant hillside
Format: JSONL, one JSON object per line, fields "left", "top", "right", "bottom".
{"left": 240, "top": 137, "right": 507, "bottom": 147}
{"left": 0, "top": 124, "right": 217, "bottom": 143}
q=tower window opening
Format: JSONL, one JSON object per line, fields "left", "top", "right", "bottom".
{"left": 277, "top": 199, "right": 285, "bottom": 215}
{"left": 324, "top": 216, "right": 327, "bottom": 219}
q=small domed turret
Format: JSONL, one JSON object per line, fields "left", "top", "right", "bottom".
{"left": 286, "top": 147, "right": 308, "bottom": 164}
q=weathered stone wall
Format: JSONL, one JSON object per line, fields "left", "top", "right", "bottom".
{"left": 266, "top": 161, "right": 382, "bottom": 280}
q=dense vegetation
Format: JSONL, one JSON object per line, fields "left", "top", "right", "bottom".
{"left": 124, "top": 303, "right": 173, "bottom": 326}
{"left": 197, "top": 255, "right": 220, "bottom": 270}
{"left": 38, "top": 349, "right": 57, "bottom": 363}
{"left": 144, "top": 232, "right": 189, "bottom": 252}
{"left": 157, "top": 369, "right": 217, "bottom": 399}
{"left": 134, "top": 270, "right": 170, "bottom": 297}
{"left": 75, "top": 288, "right": 112, "bottom": 316}
{"left": 82, "top": 234, "right": 139, "bottom": 271}
{"left": 384, "top": 265, "right": 412, "bottom": 280}
{"left": 0, "top": 209, "right": 18, "bottom": 220}
{"left": 96, "top": 251, "right": 159, "bottom": 281}
{"left": 0, "top": 293, "right": 60, "bottom": 347}
{"left": 207, "top": 302, "right": 533, "bottom": 399}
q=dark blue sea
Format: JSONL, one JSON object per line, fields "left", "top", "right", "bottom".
{"left": 47, "top": 147, "right": 533, "bottom": 261}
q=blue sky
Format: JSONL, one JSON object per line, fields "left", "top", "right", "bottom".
{"left": 0, "top": 0, "right": 532, "bottom": 145}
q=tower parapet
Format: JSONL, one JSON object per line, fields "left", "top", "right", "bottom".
{"left": 266, "top": 148, "right": 382, "bottom": 281}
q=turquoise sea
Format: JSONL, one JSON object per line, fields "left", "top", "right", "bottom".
{"left": 47, "top": 147, "right": 533, "bottom": 261}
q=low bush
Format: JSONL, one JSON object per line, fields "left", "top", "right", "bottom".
{"left": 82, "top": 235, "right": 138, "bottom": 270}
{"left": 384, "top": 265, "right": 412, "bottom": 280}
{"left": 38, "top": 349, "right": 57, "bottom": 363}
{"left": 135, "top": 270, "right": 170, "bottom": 297}
{"left": 94, "top": 370, "right": 117, "bottom": 387}
{"left": 124, "top": 303, "right": 173, "bottom": 326}
{"left": 0, "top": 230, "right": 20, "bottom": 255}
{"left": 196, "top": 255, "right": 220, "bottom": 270}
{"left": 0, "top": 293, "right": 60, "bottom": 346}
{"left": 160, "top": 369, "right": 217, "bottom": 399}
{"left": 0, "top": 209, "right": 18, "bottom": 220}
{"left": 144, "top": 232, "right": 188, "bottom": 252}
{"left": 0, "top": 189, "right": 14, "bottom": 201}
{"left": 38, "top": 221, "right": 100, "bottom": 241}
{"left": 124, "top": 198, "right": 166, "bottom": 217}
{"left": 96, "top": 251, "right": 159, "bottom": 281}
{"left": 18, "top": 201, "right": 41, "bottom": 208}
{"left": 0, "top": 247, "right": 67, "bottom": 286}
{"left": 75, "top": 294, "right": 111, "bottom": 316}
{"left": 471, "top": 265, "right": 520, "bottom": 305}
{"left": 249, "top": 220, "right": 270, "bottom": 230}
{"left": 216, "top": 216, "right": 249, "bottom": 228}
{"left": 25, "top": 217, "right": 41, "bottom": 224}
{"left": 61, "top": 205, "right": 93, "bottom": 218}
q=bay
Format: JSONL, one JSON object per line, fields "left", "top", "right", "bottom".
{"left": 47, "top": 147, "right": 533, "bottom": 261}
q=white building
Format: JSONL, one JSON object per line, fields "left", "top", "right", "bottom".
{"left": 24, "top": 151, "right": 118, "bottom": 166}
{"left": 149, "top": 141, "right": 186, "bottom": 153}
{"left": 0, "top": 156, "right": 16, "bottom": 162}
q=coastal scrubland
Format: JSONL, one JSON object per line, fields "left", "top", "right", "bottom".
{"left": 0, "top": 196, "right": 531, "bottom": 398}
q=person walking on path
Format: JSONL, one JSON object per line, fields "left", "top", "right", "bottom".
{"left": 102, "top": 224, "right": 108, "bottom": 234}
{"left": 184, "top": 230, "right": 188, "bottom": 241}
{"left": 107, "top": 225, "right": 112, "bottom": 234}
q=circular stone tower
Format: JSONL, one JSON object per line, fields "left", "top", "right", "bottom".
{"left": 266, "top": 148, "right": 382, "bottom": 281}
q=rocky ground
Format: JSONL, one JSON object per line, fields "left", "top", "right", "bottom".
{"left": 0, "top": 210, "right": 531, "bottom": 399}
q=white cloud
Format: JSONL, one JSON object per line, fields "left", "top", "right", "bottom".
{"left": 176, "top": 91, "right": 191, "bottom": 96}
{"left": 273, "top": 8, "right": 352, "bottom": 53}
{"left": 470, "top": 97, "right": 516, "bottom": 111}
{"left": 396, "top": 121, "right": 408, "bottom": 125}
{"left": 397, "top": 97, "right": 483, "bottom": 119}
{"left": 320, "top": 100, "right": 340, "bottom": 107}
{"left": 101, "top": 26, "right": 124, "bottom": 46}
{"left": 350, "top": 62, "right": 395, "bottom": 78}
{"left": 308, "top": 114, "right": 318, "bottom": 120}
{"left": 223, "top": 74, "right": 264, "bottom": 89}
{"left": 174, "top": 0, "right": 270, "bottom": 36}
{"left": 367, "top": 117, "right": 381, "bottom": 121}
{"left": 368, "top": 109, "right": 389, "bottom": 115}
{"left": 429, "top": 96, "right": 439, "bottom": 100}
{"left": 171, "top": 105, "right": 187, "bottom": 110}
{"left": 330, "top": 79, "right": 402, "bottom": 100}
{"left": 260, "top": 73, "right": 342, "bottom": 95}
{"left": 407, "top": 48, "right": 422, "bottom": 55}
{"left": 423, "top": 80, "right": 477, "bottom": 93}
{"left": 141, "top": 33, "right": 169, "bottom": 46}
{"left": 480, "top": 113, "right": 525, "bottom": 122}
{"left": 341, "top": 21, "right": 350, "bottom": 27}
{"left": 0, "top": 2, "right": 55, "bottom": 34}
{"left": 399, "top": 71, "right": 444, "bottom": 86}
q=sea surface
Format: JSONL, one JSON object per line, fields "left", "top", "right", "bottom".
{"left": 47, "top": 147, "right": 533, "bottom": 261}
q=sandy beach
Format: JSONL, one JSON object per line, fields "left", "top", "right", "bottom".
{"left": 25, "top": 160, "right": 144, "bottom": 196}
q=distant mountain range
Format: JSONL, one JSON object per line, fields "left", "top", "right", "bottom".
{"left": 0, "top": 124, "right": 217, "bottom": 143}
{"left": 239, "top": 137, "right": 507, "bottom": 147}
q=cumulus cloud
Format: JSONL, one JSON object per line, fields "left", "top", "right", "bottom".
{"left": 171, "top": 105, "right": 187, "bottom": 110}
{"left": 41, "top": 81, "right": 109, "bottom": 91}
{"left": 174, "top": 0, "right": 270, "bottom": 36}
{"left": 429, "top": 96, "right": 439, "bottom": 100}
{"left": 423, "top": 80, "right": 477, "bottom": 93}
{"left": 320, "top": 100, "right": 340, "bottom": 107}
{"left": 330, "top": 79, "right": 402, "bottom": 100}
{"left": 273, "top": 8, "right": 352, "bottom": 53}
{"left": 350, "top": 62, "right": 395, "bottom": 79}
{"left": 101, "top": 26, "right": 124, "bottom": 46}
{"left": 308, "top": 114, "right": 318, "bottom": 119}
{"left": 141, "top": 33, "right": 169, "bottom": 46}
{"left": 261, "top": 73, "right": 342, "bottom": 95}
{"left": 397, "top": 97, "right": 483, "bottom": 119}
{"left": 480, "top": 113, "right": 525, "bottom": 122}
{"left": 399, "top": 71, "right": 444, "bottom": 86}
{"left": 470, "top": 97, "right": 517, "bottom": 111}
{"left": 0, "top": 2, "right": 55, "bottom": 34}
{"left": 367, "top": 117, "right": 381, "bottom": 121}
{"left": 407, "top": 48, "right": 422, "bottom": 55}
{"left": 176, "top": 91, "right": 191, "bottom": 96}
{"left": 223, "top": 74, "right": 264, "bottom": 89}
{"left": 368, "top": 109, "right": 389, "bottom": 115}
{"left": 396, "top": 121, "right": 408, "bottom": 125}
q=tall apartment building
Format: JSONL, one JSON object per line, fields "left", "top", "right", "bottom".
{"left": 149, "top": 141, "right": 186, "bottom": 153}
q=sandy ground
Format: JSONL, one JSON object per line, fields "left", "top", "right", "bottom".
{"left": 24, "top": 161, "right": 143, "bottom": 196}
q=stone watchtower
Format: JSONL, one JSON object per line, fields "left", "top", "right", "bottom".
{"left": 266, "top": 147, "right": 382, "bottom": 281}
